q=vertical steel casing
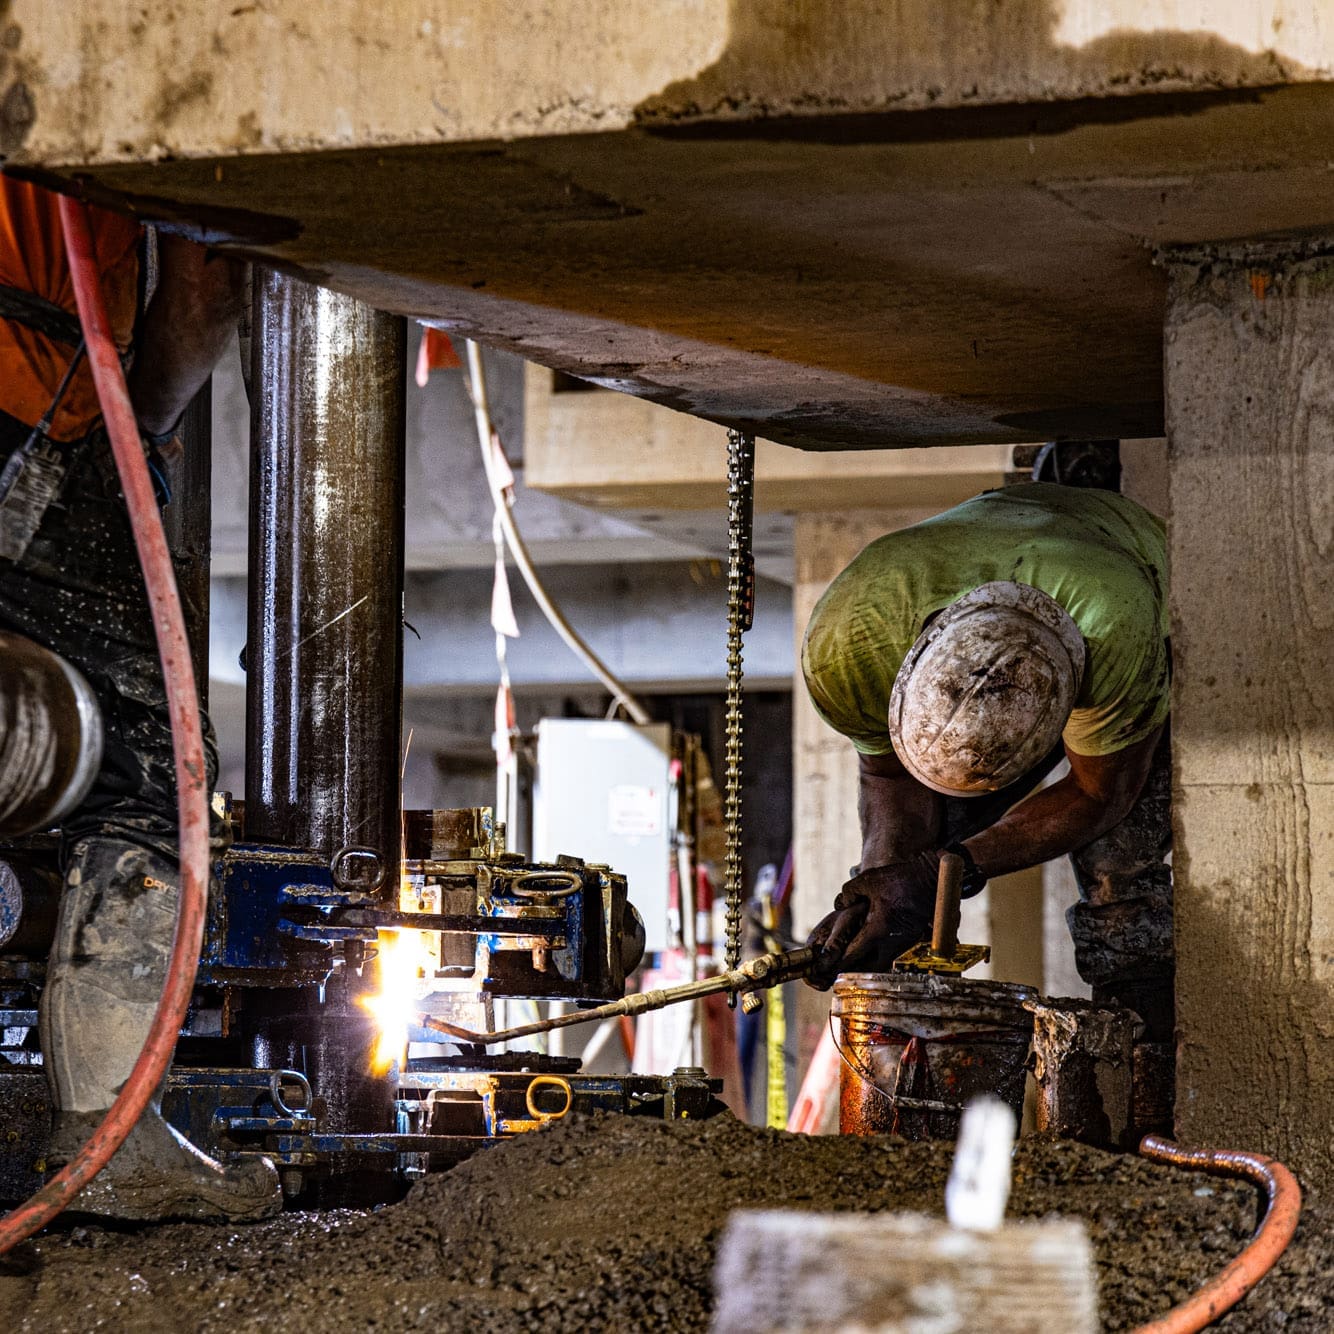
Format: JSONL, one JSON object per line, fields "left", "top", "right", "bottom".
{"left": 245, "top": 272, "right": 406, "bottom": 889}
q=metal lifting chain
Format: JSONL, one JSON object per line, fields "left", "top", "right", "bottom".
{"left": 724, "top": 428, "right": 756, "bottom": 999}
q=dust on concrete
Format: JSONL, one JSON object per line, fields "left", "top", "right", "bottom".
{"left": 0, "top": 1113, "right": 1327, "bottom": 1333}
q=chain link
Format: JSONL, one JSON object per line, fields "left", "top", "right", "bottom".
{"left": 724, "top": 429, "right": 756, "bottom": 996}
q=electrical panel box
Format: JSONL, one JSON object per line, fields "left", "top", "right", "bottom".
{"left": 532, "top": 719, "right": 673, "bottom": 956}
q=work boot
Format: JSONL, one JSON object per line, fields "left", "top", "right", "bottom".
{"left": 1129, "top": 1041, "right": 1176, "bottom": 1141}
{"left": 47, "top": 1108, "right": 281, "bottom": 1223}
{"left": 40, "top": 838, "right": 282, "bottom": 1222}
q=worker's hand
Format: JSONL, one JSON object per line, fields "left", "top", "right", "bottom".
{"left": 805, "top": 898, "right": 869, "bottom": 990}
{"left": 804, "top": 854, "right": 938, "bottom": 990}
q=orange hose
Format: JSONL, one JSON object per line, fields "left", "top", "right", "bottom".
{"left": 0, "top": 195, "right": 210, "bottom": 1252}
{"left": 1132, "top": 1134, "right": 1302, "bottom": 1333}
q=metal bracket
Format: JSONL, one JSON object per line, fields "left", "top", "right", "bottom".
{"left": 892, "top": 941, "right": 991, "bottom": 976}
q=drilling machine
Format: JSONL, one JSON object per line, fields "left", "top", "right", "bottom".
{"left": 0, "top": 275, "right": 804, "bottom": 1205}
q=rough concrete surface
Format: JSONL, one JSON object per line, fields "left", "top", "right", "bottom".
{"left": 16, "top": 78, "right": 1334, "bottom": 451}
{"left": 1166, "top": 252, "right": 1334, "bottom": 1187}
{"left": 0, "top": 1114, "right": 1327, "bottom": 1332}
{"left": 10, "top": 2, "right": 1334, "bottom": 164}
{"left": 10, "top": 4, "right": 1334, "bottom": 454}
{"left": 10, "top": 7, "right": 1334, "bottom": 450}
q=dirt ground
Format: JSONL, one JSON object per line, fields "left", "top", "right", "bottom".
{"left": 0, "top": 1113, "right": 1327, "bottom": 1332}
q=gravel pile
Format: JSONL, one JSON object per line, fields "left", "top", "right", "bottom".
{"left": 0, "top": 1113, "right": 1326, "bottom": 1332}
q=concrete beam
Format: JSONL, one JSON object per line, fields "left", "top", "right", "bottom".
{"left": 209, "top": 562, "right": 794, "bottom": 695}
{"left": 8, "top": 26, "right": 1334, "bottom": 446}
{"left": 524, "top": 362, "right": 1011, "bottom": 511}
{"left": 9, "top": 3, "right": 1332, "bottom": 164}
{"left": 1166, "top": 246, "right": 1334, "bottom": 1185}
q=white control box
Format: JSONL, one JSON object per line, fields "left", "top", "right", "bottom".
{"left": 532, "top": 719, "right": 673, "bottom": 955}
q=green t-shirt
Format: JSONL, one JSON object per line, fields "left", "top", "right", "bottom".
{"left": 801, "top": 484, "right": 1170, "bottom": 758}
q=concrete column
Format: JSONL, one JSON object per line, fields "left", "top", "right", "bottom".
{"left": 987, "top": 867, "right": 1046, "bottom": 990}
{"left": 1166, "top": 250, "right": 1334, "bottom": 1183}
{"left": 1120, "top": 437, "right": 1169, "bottom": 522}
{"left": 1043, "top": 855, "right": 1090, "bottom": 999}
{"left": 792, "top": 510, "right": 935, "bottom": 939}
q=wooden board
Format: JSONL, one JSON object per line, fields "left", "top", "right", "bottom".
{"left": 714, "top": 1210, "right": 1097, "bottom": 1333}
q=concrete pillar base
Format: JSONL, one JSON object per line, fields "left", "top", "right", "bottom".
{"left": 1166, "top": 247, "right": 1334, "bottom": 1184}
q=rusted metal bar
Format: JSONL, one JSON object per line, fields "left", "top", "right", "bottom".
{"left": 425, "top": 946, "right": 815, "bottom": 1046}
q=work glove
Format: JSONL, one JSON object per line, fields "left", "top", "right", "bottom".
{"left": 804, "top": 852, "right": 941, "bottom": 990}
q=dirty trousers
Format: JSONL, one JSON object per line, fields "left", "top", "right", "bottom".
{"left": 0, "top": 415, "right": 219, "bottom": 1107}
{"left": 1065, "top": 731, "right": 1173, "bottom": 1024}
{"left": 0, "top": 413, "right": 217, "bottom": 862}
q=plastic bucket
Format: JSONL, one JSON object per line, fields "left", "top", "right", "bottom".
{"left": 831, "top": 972, "right": 1036, "bottom": 1140}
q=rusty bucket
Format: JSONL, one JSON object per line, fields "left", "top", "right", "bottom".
{"left": 831, "top": 972, "right": 1035, "bottom": 1139}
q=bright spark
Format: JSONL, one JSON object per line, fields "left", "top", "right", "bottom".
{"left": 363, "top": 927, "right": 434, "bottom": 1075}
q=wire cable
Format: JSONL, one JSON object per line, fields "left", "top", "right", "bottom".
{"left": 462, "top": 340, "right": 650, "bottom": 725}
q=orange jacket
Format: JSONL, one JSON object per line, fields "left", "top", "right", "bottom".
{"left": 0, "top": 179, "right": 141, "bottom": 442}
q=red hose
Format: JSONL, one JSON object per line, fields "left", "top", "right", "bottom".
{"left": 0, "top": 196, "right": 210, "bottom": 1252}
{"left": 1132, "top": 1134, "right": 1303, "bottom": 1333}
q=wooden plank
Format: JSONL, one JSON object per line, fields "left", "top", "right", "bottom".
{"left": 713, "top": 1211, "right": 1097, "bottom": 1333}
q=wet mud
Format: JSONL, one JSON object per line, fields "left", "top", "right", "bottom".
{"left": 0, "top": 1113, "right": 1327, "bottom": 1332}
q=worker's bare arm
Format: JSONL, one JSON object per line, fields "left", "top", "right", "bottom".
{"left": 129, "top": 234, "right": 248, "bottom": 439}
{"left": 857, "top": 750, "right": 942, "bottom": 869}
{"left": 961, "top": 725, "right": 1163, "bottom": 880}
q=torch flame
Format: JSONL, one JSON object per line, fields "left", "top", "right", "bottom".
{"left": 363, "top": 928, "right": 434, "bottom": 1075}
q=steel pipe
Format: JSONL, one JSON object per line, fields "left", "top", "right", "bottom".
{"left": 245, "top": 272, "right": 406, "bottom": 888}
{"left": 242, "top": 273, "right": 407, "bottom": 1173}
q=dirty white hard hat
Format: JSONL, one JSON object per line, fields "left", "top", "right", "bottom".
{"left": 888, "top": 582, "right": 1085, "bottom": 795}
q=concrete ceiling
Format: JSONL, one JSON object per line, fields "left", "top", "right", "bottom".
{"left": 16, "top": 82, "right": 1334, "bottom": 450}
{"left": 9, "top": 7, "right": 1334, "bottom": 449}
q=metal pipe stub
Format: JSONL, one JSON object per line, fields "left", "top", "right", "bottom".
{"left": 0, "top": 633, "right": 103, "bottom": 839}
{"left": 932, "top": 851, "right": 964, "bottom": 956}
{"left": 894, "top": 852, "right": 989, "bottom": 976}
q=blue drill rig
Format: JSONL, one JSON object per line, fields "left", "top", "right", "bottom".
{"left": 0, "top": 274, "right": 720, "bottom": 1207}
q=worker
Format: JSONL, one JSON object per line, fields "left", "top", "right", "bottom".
{"left": 801, "top": 482, "right": 1173, "bottom": 1045}
{"left": 0, "top": 179, "right": 281, "bottom": 1219}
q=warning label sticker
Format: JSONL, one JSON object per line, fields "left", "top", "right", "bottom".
{"left": 608, "top": 785, "right": 661, "bottom": 837}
